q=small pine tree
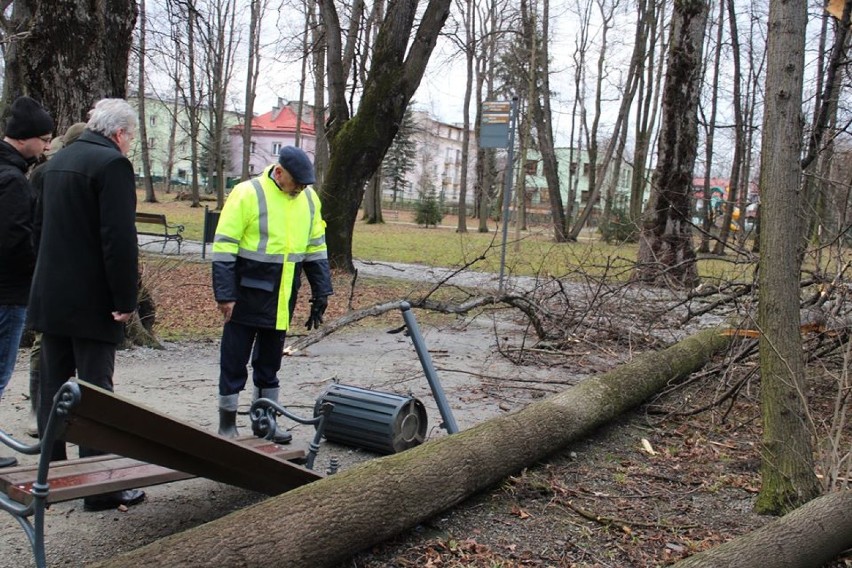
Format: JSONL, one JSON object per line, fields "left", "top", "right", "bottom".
{"left": 415, "top": 187, "right": 443, "bottom": 227}
{"left": 382, "top": 106, "right": 419, "bottom": 203}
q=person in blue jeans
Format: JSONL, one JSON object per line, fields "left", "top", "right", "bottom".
{"left": 0, "top": 96, "right": 54, "bottom": 467}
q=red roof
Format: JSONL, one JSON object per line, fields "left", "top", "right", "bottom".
{"left": 238, "top": 103, "right": 317, "bottom": 135}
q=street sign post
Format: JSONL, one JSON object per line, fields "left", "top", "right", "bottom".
{"left": 478, "top": 98, "right": 519, "bottom": 293}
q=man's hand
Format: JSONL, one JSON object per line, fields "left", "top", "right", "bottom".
{"left": 305, "top": 296, "right": 328, "bottom": 330}
{"left": 112, "top": 311, "right": 134, "bottom": 323}
{"left": 218, "top": 301, "right": 236, "bottom": 323}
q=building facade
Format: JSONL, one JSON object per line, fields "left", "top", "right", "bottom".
{"left": 228, "top": 98, "right": 318, "bottom": 176}
{"left": 388, "top": 111, "right": 476, "bottom": 205}
{"left": 523, "top": 148, "right": 637, "bottom": 222}
{"left": 128, "top": 96, "right": 241, "bottom": 186}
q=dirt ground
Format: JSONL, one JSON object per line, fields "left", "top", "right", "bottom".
{"left": 0, "top": 312, "right": 564, "bottom": 568}
{"left": 1, "top": 274, "right": 850, "bottom": 567}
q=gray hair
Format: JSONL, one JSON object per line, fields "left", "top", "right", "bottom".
{"left": 86, "top": 98, "right": 138, "bottom": 138}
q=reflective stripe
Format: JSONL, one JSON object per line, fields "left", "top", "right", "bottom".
{"left": 287, "top": 252, "right": 306, "bottom": 262}
{"left": 304, "top": 251, "right": 328, "bottom": 261}
{"left": 251, "top": 179, "right": 270, "bottom": 253}
{"left": 305, "top": 188, "right": 317, "bottom": 242}
{"left": 309, "top": 235, "right": 326, "bottom": 246}
{"left": 238, "top": 248, "right": 285, "bottom": 264}
{"left": 211, "top": 252, "right": 237, "bottom": 262}
{"left": 214, "top": 234, "right": 240, "bottom": 245}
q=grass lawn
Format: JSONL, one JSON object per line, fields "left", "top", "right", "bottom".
{"left": 136, "top": 188, "right": 759, "bottom": 283}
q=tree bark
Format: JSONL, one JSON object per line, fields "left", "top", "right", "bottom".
{"left": 2, "top": 0, "right": 137, "bottom": 129}
{"left": 91, "top": 327, "right": 733, "bottom": 568}
{"left": 671, "top": 490, "right": 852, "bottom": 568}
{"left": 754, "top": 0, "right": 820, "bottom": 514}
{"left": 634, "top": 0, "right": 707, "bottom": 289}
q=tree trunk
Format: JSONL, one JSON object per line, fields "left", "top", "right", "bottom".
{"left": 241, "top": 0, "right": 263, "bottom": 180}
{"left": 91, "top": 327, "right": 733, "bottom": 568}
{"left": 671, "top": 490, "right": 852, "bottom": 568}
{"left": 532, "top": 0, "right": 566, "bottom": 243}
{"left": 634, "top": 0, "right": 708, "bottom": 289}
{"left": 698, "top": 0, "right": 724, "bottom": 254}
{"left": 363, "top": 171, "right": 383, "bottom": 224}
{"left": 2, "top": 0, "right": 158, "bottom": 349}
{"left": 137, "top": 0, "right": 157, "bottom": 204}
{"left": 319, "top": 0, "right": 452, "bottom": 272}
{"left": 2, "top": 0, "right": 137, "bottom": 129}
{"left": 754, "top": 0, "right": 820, "bottom": 515}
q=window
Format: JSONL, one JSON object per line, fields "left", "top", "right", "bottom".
{"left": 250, "top": 141, "right": 256, "bottom": 153}
{"left": 569, "top": 162, "right": 578, "bottom": 175}
{"left": 149, "top": 116, "right": 156, "bottom": 126}
{"left": 524, "top": 160, "right": 538, "bottom": 175}
{"left": 249, "top": 164, "right": 255, "bottom": 174}
{"left": 272, "top": 142, "right": 282, "bottom": 154}
{"left": 147, "top": 137, "right": 156, "bottom": 149}
{"left": 177, "top": 168, "right": 187, "bottom": 179}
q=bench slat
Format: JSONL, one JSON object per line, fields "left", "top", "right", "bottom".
{"left": 63, "top": 382, "right": 323, "bottom": 496}
{"left": 0, "top": 439, "right": 306, "bottom": 505}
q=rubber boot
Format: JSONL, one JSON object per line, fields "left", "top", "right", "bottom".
{"left": 252, "top": 387, "right": 292, "bottom": 444}
{"left": 218, "top": 394, "right": 240, "bottom": 438}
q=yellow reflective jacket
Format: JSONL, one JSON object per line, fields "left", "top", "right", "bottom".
{"left": 211, "top": 165, "right": 332, "bottom": 330}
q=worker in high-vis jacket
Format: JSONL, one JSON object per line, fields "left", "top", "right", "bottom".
{"left": 212, "top": 146, "right": 332, "bottom": 444}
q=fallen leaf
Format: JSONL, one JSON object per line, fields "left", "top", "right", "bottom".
{"left": 510, "top": 505, "right": 531, "bottom": 519}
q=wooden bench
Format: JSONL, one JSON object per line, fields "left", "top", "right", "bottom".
{"left": 135, "top": 212, "right": 184, "bottom": 253}
{"left": 0, "top": 437, "right": 306, "bottom": 506}
{"left": 0, "top": 380, "right": 329, "bottom": 568}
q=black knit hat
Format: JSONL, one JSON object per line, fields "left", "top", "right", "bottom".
{"left": 5, "top": 96, "right": 54, "bottom": 140}
{"left": 278, "top": 146, "right": 316, "bottom": 185}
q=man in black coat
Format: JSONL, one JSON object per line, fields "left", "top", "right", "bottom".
{"left": 28, "top": 98, "right": 145, "bottom": 511}
{"left": 0, "top": 96, "right": 53, "bottom": 468}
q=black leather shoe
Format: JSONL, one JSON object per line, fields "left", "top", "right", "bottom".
{"left": 0, "top": 456, "right": 18, "bottom": 468}
{"left": 83, "top": 489, "right": 146, "bottom": 512}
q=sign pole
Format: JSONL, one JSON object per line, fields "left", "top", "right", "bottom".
{"left": 497, "top": 97, "right": 519, "bottom": 294}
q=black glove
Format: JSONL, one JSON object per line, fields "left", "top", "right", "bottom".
{"left": 305, "top": 296, "right": 328, "bottom": 330}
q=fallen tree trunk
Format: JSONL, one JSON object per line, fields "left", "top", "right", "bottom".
{"left": 93, "top": 327, "right": 733, "bottom": 568}
{"left": 671, "top": 490, "right": 852, "bottom": 568}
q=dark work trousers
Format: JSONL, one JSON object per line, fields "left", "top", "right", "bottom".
{"left": 37, "top": 333, "right": 116, "bottom": 462}
{"left": 219, "top": 320, "right": 287, "bottom": 396}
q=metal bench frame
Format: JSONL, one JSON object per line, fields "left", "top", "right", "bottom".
{"left": 0, "top": 381, "right": 331, "bottom": 568}
{"left": 0, "top": 381, "right": 79, "bottom": 568}
{"left": 135, "top": 212, "right": 185, "bottom": 253}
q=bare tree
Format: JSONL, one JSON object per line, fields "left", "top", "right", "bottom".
{"left": 318, "top": 0, "right": 453, "bottom": 271}
{"left": 240, "top": 0, "right": 264, "bottom": 181}
{"left": 453, "top": 0, "right": 476, "bottom": 233}
{"left": 696, "top": 0, "right": 724, "bottom": 254}
{"left": 196, "top": 0, "right": 239, "bottom": 209}
{"left": 634, "top": 0, "right": 708, "bottom": 288}
{"left": 629, "top": 0, "right": 665, "bottom": 226}
{"left": 309, "top": 0, "right": 329, "bottom": 190}
{"left": 137, "top": 0, "right": 157, "bottom": 204}
{"left": 754, "top": 0, "right": 820, "bottom": 515}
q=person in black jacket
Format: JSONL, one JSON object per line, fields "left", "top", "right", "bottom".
{"left": 24, "top": 122, "right": 88, "bottom": 439}
{"left": 0, "top": 96, "right": 53, "bottom": 468}
{"left": 28, "top": 99, "right": 145, "bottom": 511}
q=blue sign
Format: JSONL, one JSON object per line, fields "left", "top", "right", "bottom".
{"left": 480, "top": 101, "right": 511, "bottom": 148}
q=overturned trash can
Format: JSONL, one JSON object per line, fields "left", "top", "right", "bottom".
{"left": 314, "top": 383, "right": 428, "bottom": 454}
